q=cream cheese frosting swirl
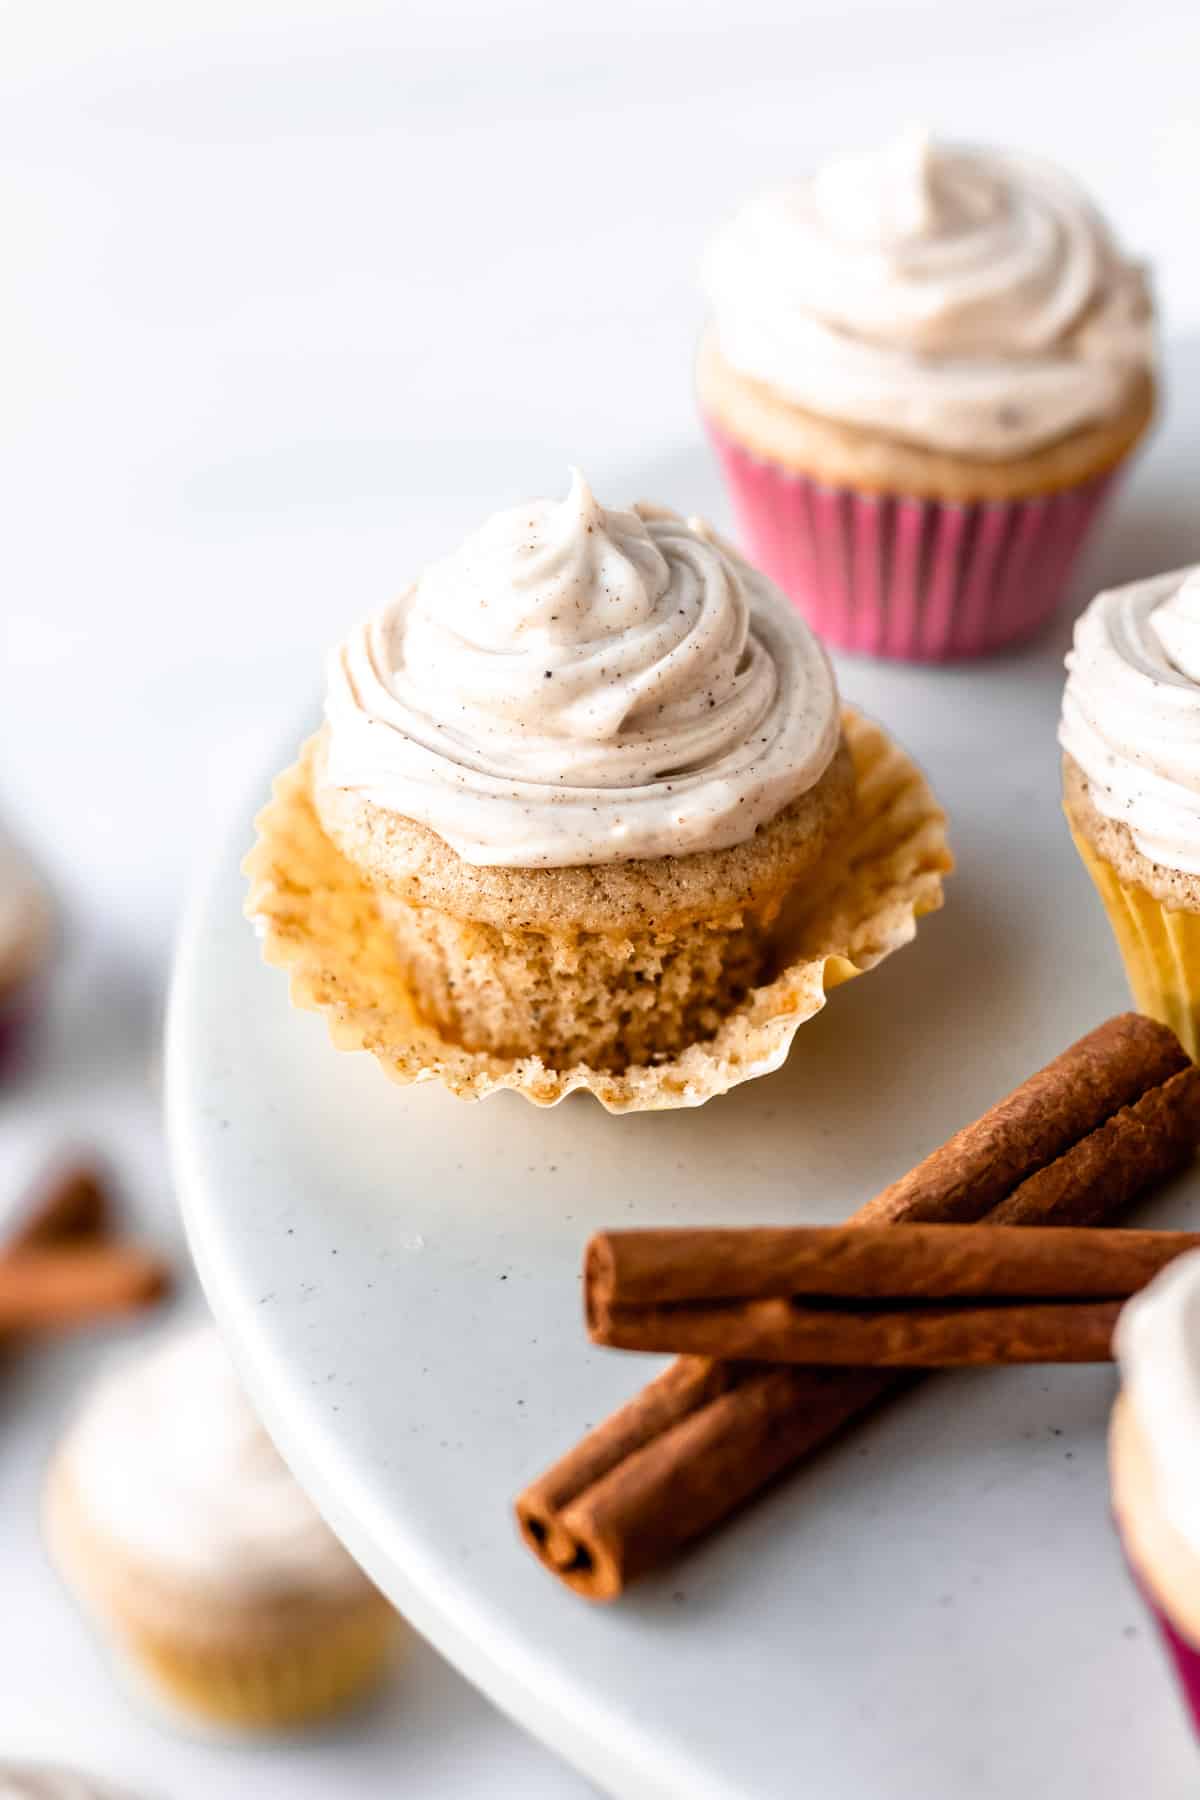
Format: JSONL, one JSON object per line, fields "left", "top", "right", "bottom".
{"left": 1060, "top": 565, "right": 1200, "bottom": 875}
{"left": 1116, "top": 1251, "right": 1200, "bottom": 1559}
{"left": 57, "top": 1326, "right": 373, "bottom": 1598}
{"left": 321, "top": 470, "right": 840, "bottom": 867}
{"left": 702, "top": 128, "right": 1153, "bottom": 457}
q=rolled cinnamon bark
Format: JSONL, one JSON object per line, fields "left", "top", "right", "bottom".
{"left": 593, "top": 1296, "right": 1124, "bottom": 1365}
{"left": 517, "top": 1360, "right": 896, "bottom": 1599}
{"left": 516, "top": 1015, "right": 1200, "bottom": 1600}
{"left": 586, "top": 1223, "right": 1200, "bottom": 1316}
{"left": 862, "top": 1012, "right": 1189, "bottom": 1226}
{"left": 0, "top": 1247, "right": 170, "bottom": 1330}
{"left": 990, "top": 1064, "right": 1200, "bottom": 1227}
{"left": 7, "top": 1161, "right": 111, "bottom": 1252}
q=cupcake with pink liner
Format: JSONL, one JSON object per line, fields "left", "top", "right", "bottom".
{"left": 1111, "top": 1249, "right": 1200, "bottom": 1734}
{"left": 698, "top": 129, "right": 1156, "bottom": 661}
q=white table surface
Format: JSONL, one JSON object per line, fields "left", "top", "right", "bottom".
{"left": 3, "top": 2, "right": 1200, "bottom": 1796}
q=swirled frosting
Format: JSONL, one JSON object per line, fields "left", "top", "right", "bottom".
{"left": 57, "top": 1325, "right": 372, "bottom": 1598}
{"left": 1059, "top": 565, "right": 1200, "bottom": 875}
{"left": 701, "top": 129, "right": 1153, "bottom": 457}
{"left": 1116, "top": 1251, "right": 1200, "bottom": 1558}
{"left": 321, "top": 471, "right": 840, "bottom": 867}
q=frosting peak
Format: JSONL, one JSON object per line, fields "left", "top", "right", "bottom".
{"left": 405, "top": 470, "right": 757, "bottom": 745}
{"left": 812, "top": 127, "right": 944, "bottom": 248}
{"left": 702, "top": 132, "right": 1153, "bottom": 456}
{"left": 1059, "top": 564, "right": 1200, "bottom": 875}
{"left": 414, "top": 470, "right": 665, "bottom": 665}
{"left": 321, "top": 475, "right": 841, "bottom": 868}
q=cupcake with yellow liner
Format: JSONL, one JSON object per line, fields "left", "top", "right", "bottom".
{"left": 699, "top": 129, "right": 1156, "bottom": 661}
{"left": 1061, "top": 564, "right": 1200, "bottom": 1061}
{"left": 1111, "top": 1250, "right": 1200, "bottom": 1733}
{"left": 246, "top": 470, "right": 950, "bottom": 1112}
{"left": 45, "top": 1324, "right": 400, "bottom": 1732}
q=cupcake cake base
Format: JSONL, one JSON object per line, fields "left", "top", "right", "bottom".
{"left": 245, "top": 708, "right": 951, "bottom": 1112}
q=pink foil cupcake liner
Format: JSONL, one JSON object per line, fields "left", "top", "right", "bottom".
{"left": 0, "top": 982, "right": 41, "bottom": 1081}
{"left": 706, "top": 420, "right": 1117, "bottom": 662}
{"left": 1121, "top": 1541, "right": 1200, "bottom": 1737}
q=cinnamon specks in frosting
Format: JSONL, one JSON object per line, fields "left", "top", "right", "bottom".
{"left": 320, "top": 471, "right": 840, "bottom": 868}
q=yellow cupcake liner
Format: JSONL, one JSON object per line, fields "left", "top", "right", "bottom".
{"left": 120, "top": 1603, "right": 398, "bottom": 1730}
{"left": 244, "top": 707, "right": 952, "bottom": 1112}
{"left": 1071, "top": 830, "right": 1200, "bottom": 1063}
{"left": 45, "top": 1464, "right": 400, "bottom": 1734}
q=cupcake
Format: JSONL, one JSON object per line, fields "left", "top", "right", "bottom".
{"left": 699, "top": 129, "right": 1156, "bottom": 661}
{"left": 0, "top": 820, "right": 54, "bottom": 1079}
{"left": 1061, "top": 565, "right": 1200, "bottom": 1060}
{"left": 247, "top": 470, "right": 952, "bottom": 1109}
{"left": 45, "top": 1324, "right": 399, "bottom": 1732}
{"left": 1111, "top": 1250, "right": 1200, "bottom": 1733}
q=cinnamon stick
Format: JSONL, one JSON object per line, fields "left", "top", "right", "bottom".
{"left": 990, "top": 1064, "right": 1200, "bottom": 1227}
{"left": 593, "top": 1296, "right": 1124, "bottom": 1365}
{"left": 519, "top": 1360, "right": 896, "bottom": 1597}
{"left": 516, "top": 1015, "right": 1200, "bottom": 1599}
{"left": 6, "top": 1161, "right": 111, "bottom": 1253}
{"left": 0, "top": 1247, "right": 170, "bottom": 1331}
{"left": 861, "top": 1011, "right": 1190, "bottom": 1227}
{"left": 586, "top": 1223, "right": 1200, "bottom": 1316}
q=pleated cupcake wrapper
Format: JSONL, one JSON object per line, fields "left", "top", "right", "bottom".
{"left": 706, "top": 419, "right": 1118, "bottom": 662}
{"left": 244, "top": 708, "right": 951, "bottom": 1113}
{"left": 1069, "top": 830, "right": 1200, "bottom": 1064}
{"left": 119, "top": 1609, "right": 398, "bottom": 1731}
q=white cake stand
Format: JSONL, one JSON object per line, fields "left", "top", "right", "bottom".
{"left": 167, "top": 364, "right": 1200, "bottom": 1800}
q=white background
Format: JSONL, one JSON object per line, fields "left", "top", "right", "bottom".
{"left": 1, "top": 1, "right": 1198, "bottom": 1794}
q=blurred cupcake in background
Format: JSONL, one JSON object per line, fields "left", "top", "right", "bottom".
{"left": 0, "top": 1768, "right": 138, "bottom": 1799}
{"left": 0, "top": 819, "right": 55, "bottom": 1080}
{"left": 1061, "top": 563, "right": 1200, "bottom": 1060}
{"left": 1111, "top": 1250, "right": 1200, "bottom": 1734}
{"left": 45, "top": 1324, "right": 400, "bottom": 1732}
{"left": 699, "top": 129, "right": 1156, "bottom": 661}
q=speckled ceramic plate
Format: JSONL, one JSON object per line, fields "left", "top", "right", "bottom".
{"left": 169, "top": 640, "right": 1200, "bottom": 1798}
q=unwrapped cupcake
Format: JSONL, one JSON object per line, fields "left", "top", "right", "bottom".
{"left": 45, "top": 1324, "right": 400, "bottom": 1731}
{"left": 1061, "top": 565, "right": 1200, "bottom": 1060}
{"left": 1111, "top": 1250, "right": 1200, "bottom": 1735}
{"left": 246, "top": 471, "right": 951, "bottom": 1109}
{"left": 699, "top": 129, "right": 1155, "bottom": 661}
